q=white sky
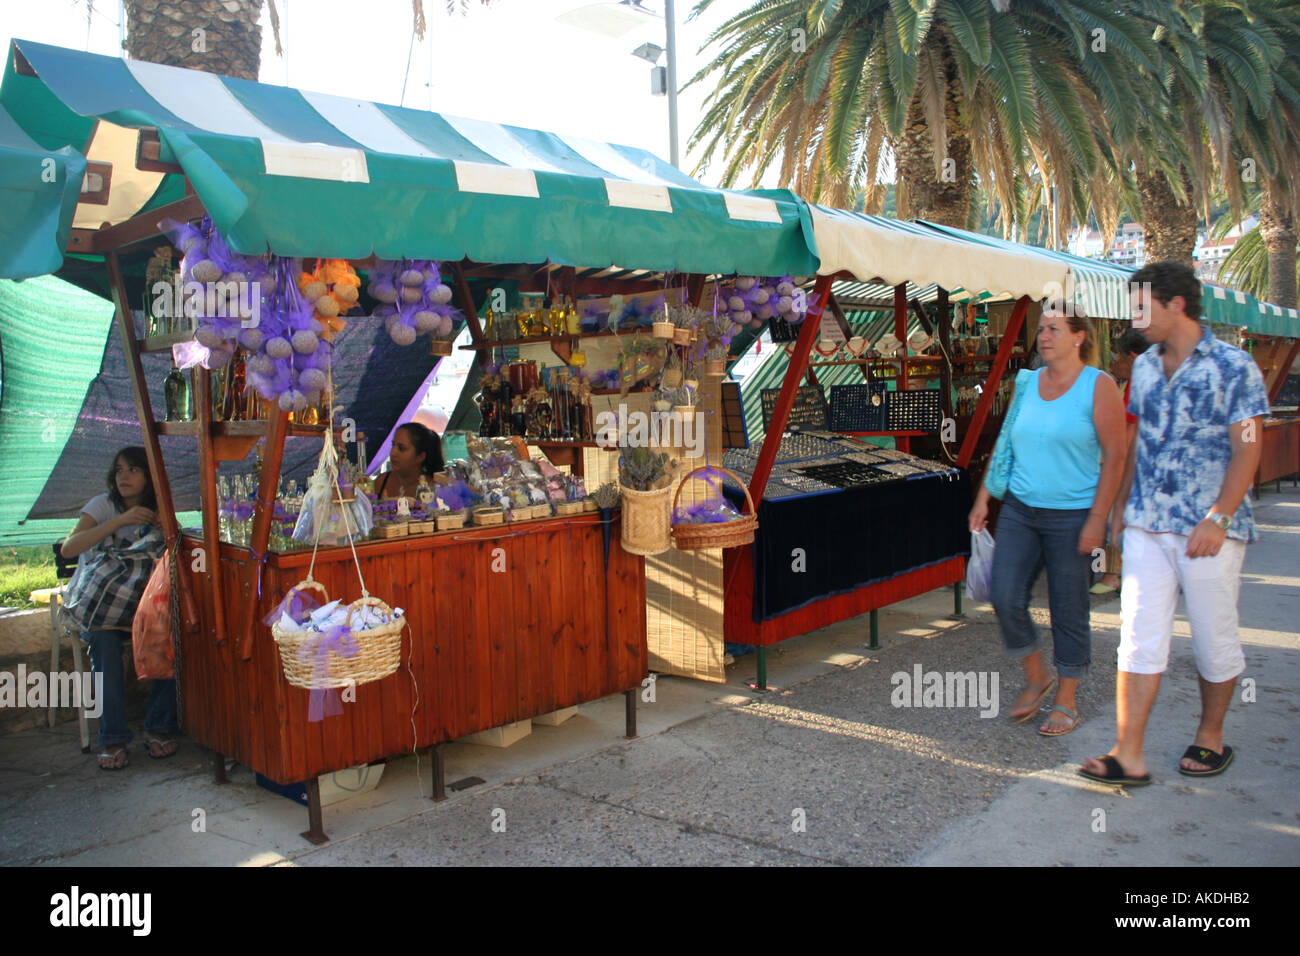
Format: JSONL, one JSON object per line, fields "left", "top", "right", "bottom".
{"left": 0, "top": 0, "right": 757, "bottom": 185}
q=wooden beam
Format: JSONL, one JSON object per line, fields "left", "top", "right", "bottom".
{"left": 239, "top": 407, "right": 289, "bottom": 661}
{"left": 827, "top": 292, "right": 869, "bottom": 383}
{"left": 106, "top": 251, "right": 180, "bottom": 543}
{"left": 66, "top": 193, "right": 204, "bottom": 255}
{"left": 193, "top": 367, "right": 228, "bottom": 647}
{"left": 450, "top": 262, "right": 488, "bottom": 369}
{"left": 956, "top": 295, "right": 1029, "bottom": 469}
{"left": 79, "top": 161, "right": 113, "bottom": 205}
{"left": 136, "top": 127, "right": 185, "bottom": 175}
{"left": 1265, "top": 339, "right": 1300, "bottom": 405}
{"left": 749, "top": 275, "right": 832, "bottom": 507}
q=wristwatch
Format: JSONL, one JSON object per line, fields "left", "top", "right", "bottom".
{"left": 1207, "top": 511, "right": 1232, "bottom": 531}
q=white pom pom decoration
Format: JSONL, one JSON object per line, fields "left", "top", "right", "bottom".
{"left": 400, "top": 286, "right": 423, "bottom": 304}
{"left": 437, "top": 315, "right": 454, "bottom": 338}
{"left": 747, "top": 318, "right": 763, "bottom": 330}
{"left": 370, "top": 280, "right": 397, "bottom": 304}
{"left": 291, "top": 330, "right": 319, "bottom": 354}
{"left": 265, "top": 336, "right": 293, "bottom": 359}
{"left": 750, "top": 287, "right": 770, "bottom": 305}
{"left": 301, "top": 280, "right": 327, "bottom": 301}
{"left": 246, "top": 352, "right": 274, "bottom": 375}
{"left": 777, "top": 295, "right": 794, "bottom": 314}
{"left": 190, "top": 259, "right": 222, "bottom": 284}
{"left": 335, "top": 284, "right": 359, "bottom": 303}
{"left": 429, "top": 284, "right": 453, "bottom": 305}
{"left": 237, "top": 327, "right": 263, "bottom": 350}
{"left": 400, "top": 269, "right": 425, "bottom": 287}
{"left": 195, "top": 325, "right": 227, "bottom": 349}
{"left": 735, "top": 276, "right": 757, "bottom": 291}
{"left": 278, "top": 390, "right": 307, "bottom": 413}
{"left": 413, "top": 310, "right": 441, "bottom": 333}
{"left": 755, "top": 303, "right": 774, "bottom": 320}
{"left": 728, "top": 296, "right": 745, "bottom": 312}
{"left": 389, "top": 322, "right": 417, "bottom": 346}
{"left": 777, "top": 281, "right": 795, "bottom": 297}
{"left": 298, "top": 368, "right": 327, "bottom": 393}
{"left": 205, "top": 346, "right": 233, "bottom": 368}
{"left": 315, "top": 295, "right": 340, "bottom": 318}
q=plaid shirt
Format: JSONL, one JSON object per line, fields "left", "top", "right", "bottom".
{"left": 1125, "top": 325, "right": 1269, "bottom": 543}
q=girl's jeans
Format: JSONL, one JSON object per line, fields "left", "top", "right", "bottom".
{"left": 81, "top": 629, "right": 178, "bottom": 749}
{"left": 989, "top": 493, "right": 1093, "bottom": 679}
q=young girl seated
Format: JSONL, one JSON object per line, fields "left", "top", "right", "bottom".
{"left": 60, "top": 446, "right": 177, "bottom": 770}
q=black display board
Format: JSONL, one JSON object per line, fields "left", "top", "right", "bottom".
{"left": 761, "top": 385, "right": 828, "bottom": 432}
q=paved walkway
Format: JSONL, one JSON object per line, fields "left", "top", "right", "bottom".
{"left": 2, "top": 488, "right": 1296, "bottom": 866}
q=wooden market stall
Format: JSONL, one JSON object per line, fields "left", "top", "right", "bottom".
{"left": 1, "top": 38, "right": 819, "bottom": 840}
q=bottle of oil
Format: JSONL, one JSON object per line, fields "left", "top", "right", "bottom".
{"left": 163, "top": 361, "right": 193, "bottom": 421}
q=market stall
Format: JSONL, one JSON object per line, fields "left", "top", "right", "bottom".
{"left": 0, "top": 38, "right": 818, "bottom": 840}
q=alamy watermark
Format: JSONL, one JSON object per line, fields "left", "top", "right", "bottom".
{"left": 151, "top": 277, "right": 262, "bottom": 328}
{"left": 595, "top": 404, "right": 704, "bottom": 458}
{"left": 0, "top": 666, "right": 103, "bottom": 719}
{"left": 891, "top": 664, "right": 999, "bottom": 718}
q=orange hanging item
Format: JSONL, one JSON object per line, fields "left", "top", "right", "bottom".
{"left": 298, "top": 258, "right": 360, "bottom": 340}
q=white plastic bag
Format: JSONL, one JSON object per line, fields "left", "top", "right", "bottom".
{"left": 965, "top": 529, "right": 996, "bottom": 603}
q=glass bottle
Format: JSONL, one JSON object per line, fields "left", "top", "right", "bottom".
{"left": 143, "top": 246, "right": 174, "bottom": 337}
{"left": 221, "top": 349, "right": 247, "bottom": 422}
{"left": 164, "top": 362, "right": 193, "bottom": 421}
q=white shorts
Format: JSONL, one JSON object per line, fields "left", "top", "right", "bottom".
{"left": 1117, "top": 526, "right": 1247, "bottom": 682}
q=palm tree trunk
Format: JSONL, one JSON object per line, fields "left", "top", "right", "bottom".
{"left": 125, "top": 0, "right": 264, "bottom": 80}
{"left": 891, "top": 51, "right": 972, "bottom": 227}
{"left": 1135, "top": 165, "right": 1199, "bottom": 266}
{"left": 1259, "top": 184, "right": 1298, "bottom": 309}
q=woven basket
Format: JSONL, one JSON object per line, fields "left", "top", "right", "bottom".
{"left": 620, "top": 483, "right": 672, "bottom": 555}
{"left": 672, "top": 327, "right": 692, "bottom": 345}
{"left": 671, "top": 466, "right": 758, "bottom": 551}
{"left": 430, "top": 339, "right": 453, "bottom": 356}
{"left": 435, "top": 511, "right": 467, "bottom": 531}
{"left": 474, "top": 507, "right": 505, "bottom": 526}
{"left": 272, "top": 583, "right": 404, "bottom": 690}
{"left": 374, "top": 521, "right": 408, "bottom": 539}
{"left": 407, "top": 519, "right": 436, "bottom": 534}
{"left": 582, "top": 499, "right": 597, "bottom": 512}
{"left": 705, "top": 359, "right": 727, "bottom": 376}
{"left": 653, "top": 320, "right": 674, "bottom": 339}
{"left": 556, "top": 500, "right": 584, "bottom": 516}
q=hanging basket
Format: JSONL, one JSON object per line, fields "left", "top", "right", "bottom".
{"left": 430, "top": 339, "right": 454, "bottom": 356}
{"left": 672, "top": 327, "right": 692, "bottom": 346}
{"left": 653, "top": 320, "right": 674, "bottom": 339}
{"left": 705, "top": 359, "right": 727, "bottom": 376}
{"left": 272, "top": 582, "right": 404, "bottom": 690}
{"left": 671, "top": 466, "right": 758, "bottom": 551}
{"left": 620, "top": 483, "right": 672, "bottom": 555}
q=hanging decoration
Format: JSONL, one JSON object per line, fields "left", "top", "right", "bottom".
{"left": 366, "top": 259, "right": 463, "bottom": 347}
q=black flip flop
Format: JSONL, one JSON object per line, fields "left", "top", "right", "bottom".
{"left": 1077, "top": 755, "right": 1152, "bottom": 787}
{"left": 1178, "top": 744, "right": 1233, "bottom": 777}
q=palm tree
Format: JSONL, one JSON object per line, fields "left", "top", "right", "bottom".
{"left": 686, "top": 0, "right": 1165, "bottom": 237}
{"left": 1214, "top": 197, "right": 1300, "bottom": 305}
{"left": 120, "top": 1, "right": 493, "bottom": 81}
{"left": 1118, "top": 0, "right": 1300, "bottom": 304}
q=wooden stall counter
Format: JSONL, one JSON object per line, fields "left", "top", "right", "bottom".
{"left": 1256, "top": 417, "right": 1300, "bottom": 491}
{"left": 179, "top": 513, "right": 646, "bottom": 838}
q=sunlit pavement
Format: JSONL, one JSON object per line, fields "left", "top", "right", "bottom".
{"left": 2, "top": 486, "right": 1296, "bottom": 866}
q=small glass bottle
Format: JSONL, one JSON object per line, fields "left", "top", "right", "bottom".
{"left": 164, "top": 362, "right": 193, "bottom": 421}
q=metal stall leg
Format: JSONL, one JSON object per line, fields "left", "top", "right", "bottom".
{"left": 624, "top": 689, "right": 637, "bottom": 739}
{"left": 431, "top": 743, "right": 446, "bottom": 802}
{"left": 755, "top": 647, "right": 767, "bottom": 690}
{"left": 953, "top": 582, "right": 964, "bottom": 617}
{"left": 301, "top": 777, "right": 329, "bottom": 845}
{"left": 869, "top": 610, "right": 880, "bottom": 650}
{"left": 212, "top": 751, "right": 228, "bottom": 784}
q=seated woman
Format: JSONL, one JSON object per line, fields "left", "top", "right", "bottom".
{"left": 374, "top": 422, "right": 444, "bottom": 500}
{"left": 59, "top": 446, "right": 177, "bottom": 770}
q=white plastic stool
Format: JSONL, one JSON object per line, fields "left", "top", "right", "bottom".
{"left": 47, "top": 586, "right": 92, "bottom": 752}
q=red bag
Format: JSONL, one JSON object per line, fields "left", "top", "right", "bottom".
{"left": 132, "top": 551, "right": 175, "bottom": 679}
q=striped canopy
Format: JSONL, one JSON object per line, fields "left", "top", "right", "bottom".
{"left": 1, "top": 39, "right": 815, "bottom": 277}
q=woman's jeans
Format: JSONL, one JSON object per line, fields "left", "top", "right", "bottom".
{"left": 82, "top": 629, "right": 178, "bottom": 749}
{"left": 990, "top": 493, "right": 1092, "bottom": 679}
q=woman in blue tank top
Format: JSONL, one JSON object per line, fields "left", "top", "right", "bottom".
{"left": 968, "top": 305, "right": 1127, "bottom": 736}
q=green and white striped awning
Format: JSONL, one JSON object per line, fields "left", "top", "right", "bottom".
{"left": 1, "top": 39, "right": 815, "bottom": 278}
{"left": 0, "top": 101, "right": 84, "bottom": 279}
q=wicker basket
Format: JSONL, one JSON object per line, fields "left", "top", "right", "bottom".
{"left": 671, "top": 466, "right": 758, "bottom": 551}
{"left": 435, "top": 511, "right": 467, "bottom": 531}
{"left": 653, "top": 320, "right": 674, "bottom": 339}
{"left": 374, "top": 521, "right": 409, "bottom": 539}
{"left": 620, "top": 483, "right": 672, "bottom": 555}
{"left": 556, "top": 500, "right": 584, "bottom": 516}
{"left": 672, "top": 327, "right": 692, "bottom": 345}
{"left": 582, "top": 499, "right": 597, "bottom": 512}
{"left": 272, "top": 583, "right": 404, "bottom": 690}
{"left": 474, "top": 506, "right": 505, "bottom": 526}
{"left": 407, "top": 519, "right": 436, "bottom": 534}
{"left": 430, "top": 339, "right": 454, "bottom": 356}
{"left": 705, "top": 359, "right": 727, "bottom": 376}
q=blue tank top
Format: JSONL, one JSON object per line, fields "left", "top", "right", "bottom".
{"left": 1008, "top": 366, "right": 1102, "bottom": 509}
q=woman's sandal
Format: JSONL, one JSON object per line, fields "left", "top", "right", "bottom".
{"left": 146, "top": 736, "right": 179, "bottom": 759}
{"left": 1038, "top": 704, "right": 1081, "bottom": 736}
{"left": 1009, "top": 678, "right": 1057, "bottom": 724}
{"left": 97, "top": 746, "right": 128, "bottom": 771}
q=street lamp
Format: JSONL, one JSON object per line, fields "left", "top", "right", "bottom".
{"left": 559, "top": 1, "right": 680, "bottom": 168}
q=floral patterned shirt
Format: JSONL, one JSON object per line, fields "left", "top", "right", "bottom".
{"left": 1125, "top": 325, "right": 1269, "bottom": 543}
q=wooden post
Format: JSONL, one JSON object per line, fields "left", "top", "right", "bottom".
{"left": 957, "top": 295, "right": 1030, "bottom": 469}
{"left": 749, "top": 275, "right": 833, "bottom": 506}
{"left": 193, "top": 366, "right": 227, "bottom": 645}
{"left": 450, "top": 262, "right": 487, "bottom": 367}
{"left": 1265, "top": 339, "right": 1300, "bottom": 404}
{"left": 106, "top": 251, "right": 179, "bottom": 541}
{"left": 239, "top": 406, "right": 289, "bottom": 661}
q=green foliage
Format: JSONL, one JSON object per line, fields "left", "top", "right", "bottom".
{"left": 0, "top": 545, "right": 59, "bottom": 610}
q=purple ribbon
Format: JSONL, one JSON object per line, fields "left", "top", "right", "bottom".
{"left": 296, "top": 624, "right": 359, "bottom": 722}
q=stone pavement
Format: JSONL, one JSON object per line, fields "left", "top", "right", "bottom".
{"left": 2, "top": 488, "right": 1296, "bottom": 867}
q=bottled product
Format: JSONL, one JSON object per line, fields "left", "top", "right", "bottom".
{"left": 163, "top": 363, "right": 193, "bottom": 421}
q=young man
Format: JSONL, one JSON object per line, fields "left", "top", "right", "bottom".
{"left": 1091, "top": 328, "right": 1152, "bottom": 594}
{"left": 1079, "top": 261, "right": 1268, "bottom": 786}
